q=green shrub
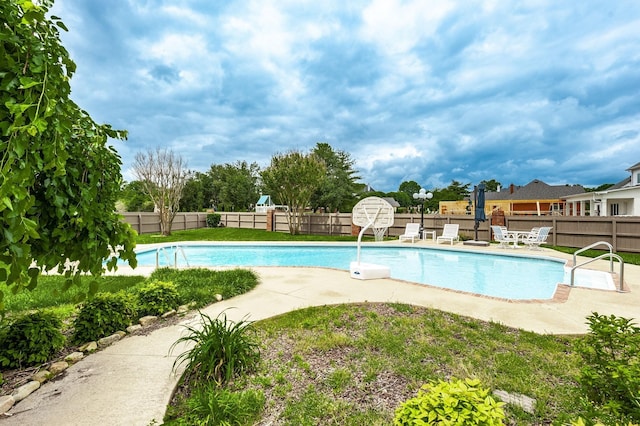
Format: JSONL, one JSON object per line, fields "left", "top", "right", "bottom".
{"left": 206, "top": 213, "right": 221, "bottom": 228}
{"left": 0, "top": 311, "right": 65, "bottom": 368}
{"left": 170, "top": 310, "right": 260, "bottom": 387}
{"left": 165, "top": 383, "right": 265, "bottom": 425}
{"left": 73, "top": 291, "right": 137, "bottom": 343}
{"left": 135, "top": 280, "right": 180, "bottom": 317}
{"left": 574, "top": 312, "right": 640, "bottom": 420}
{"left": 394, "top": 378, "right": 505, "bottom": 425}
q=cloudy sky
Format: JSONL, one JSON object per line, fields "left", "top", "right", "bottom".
{"left": 51, "top": 0, "right": 640, "bottom": 192}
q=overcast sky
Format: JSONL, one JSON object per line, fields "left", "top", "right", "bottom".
{"left": 51, "top": 0, "right": 640, "bottom": 192}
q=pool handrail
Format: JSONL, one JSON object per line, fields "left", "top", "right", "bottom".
{"left": 571, "top": 241, "right": 625, "bottom": 292}
{"left": 573, "top": 241, "right": 615, "bottom": 272}
{"left": 155, "top": 245, "right": 190, "bottom": 268}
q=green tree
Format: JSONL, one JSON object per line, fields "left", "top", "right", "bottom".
{"left": 585, "top": 183, "right": 614, "bottom": 192}
{"left": 310, "top": 143, "right": 359, "bottom": 212}
{"left": 120, "top": 181, "right": 155, "bottom": 212}
{"left": 439, "top": 180, "right": 471, "bottom": 201}
{"left": 212, "top": 161, "right": 260, "bottom": 212}
{"left": 480, "top": 179, "right": 502, "bottom": 192}
{"left": 0, "top": 0, "right": 137, "bottom": 303}
{"left": 398, "top": 181, "right": 421, "bottom": 200}
{"left": 261, "top": 150, "right": 326, "bottom": 234}
{"left": 387, "top": 191, "right": 412, "bottom": 208}
{"left": 180, "top": 172, "right": 216, "bottom": 212}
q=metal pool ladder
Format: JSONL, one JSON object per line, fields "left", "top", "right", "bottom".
{"left": 571, "top": 241, "right": 625, "bottom": 292}
{"left": 155, "top": 245, "right": 190, "bottom": 268}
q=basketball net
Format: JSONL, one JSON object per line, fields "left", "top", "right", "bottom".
{"left": 372, "top": 227, "right": 387, "bottom": 242}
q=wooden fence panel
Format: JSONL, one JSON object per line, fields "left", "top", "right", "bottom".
{"left": 122, "top": 211, "right": 640, "bottom": 252}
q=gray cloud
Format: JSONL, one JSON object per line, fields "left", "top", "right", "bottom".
{"left": 52, "top": 0, "right": 640, "bottom": 191}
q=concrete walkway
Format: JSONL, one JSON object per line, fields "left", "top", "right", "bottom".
{"left": 3, "top": 243, "right": 639, "bottom": 426}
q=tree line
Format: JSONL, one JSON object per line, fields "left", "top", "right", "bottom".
{"left": 123, "top": 143, "right": 503, "bottom": 235}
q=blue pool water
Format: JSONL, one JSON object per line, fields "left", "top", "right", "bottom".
{"left": 139, "top": 244, "right": 569, "bottom": 300}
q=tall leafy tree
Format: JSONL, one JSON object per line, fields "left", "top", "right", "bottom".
{"left": 310, "top": 143, "right": 359, "bottom": 212}
{"left": 120, "top": 181, "right": 155, "bottom": 212}
{"left": 261, "top": 150, "right": 326, "bottom": 234}
{"left": 480, "top": 179, "right": 502, "bottom": 192}
{"left": 387, "top": 191, "right": 412, "bottom": 208}
{"left": 0, "top": 0, "right": 136, "bottom": 302}
{"left": 133, "top": 148, "right": 187, "bottom": 236}
{"left": 180, "top": 172, "right": 216, "bottom": 212}
{"left": 212, "top": 161, "right": 260, "bottom": 211}
{"left": 399, "top": 181, "right": 421, "bottom": 200}
{"left": 439, "top": 180, "right": 471, "bottom": 200}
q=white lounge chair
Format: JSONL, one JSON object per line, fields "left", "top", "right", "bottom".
{"left": 491, "top": 225, "right": 517, "bottom": 248}
{"left": 436, "top": 224, "right": 459, "bottom": 245}
{"left": 399, "top": 223, "right": 421, "bottom": 243}
{"left": 522, "top": 226, "right": 552, "bottom": 250}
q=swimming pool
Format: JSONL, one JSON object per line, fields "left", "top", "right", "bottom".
{"left": 137, "top": 243, "right": 579, "bottom": 300}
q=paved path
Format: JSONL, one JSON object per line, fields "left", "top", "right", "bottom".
{"left": 3, "top": 244, "right": 638, "bottom": 426}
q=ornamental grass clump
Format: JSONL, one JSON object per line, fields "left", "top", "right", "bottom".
{"left": 394, "top": 377, "right": 505, "bottom": 425}
{"left": 165, "top": 383, "right": 265, "bottom": 426}
{"left": 170, "top": 310, "right": 260, "bottom": 387}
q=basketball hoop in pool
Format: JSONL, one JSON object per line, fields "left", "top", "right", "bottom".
{"left": 350, "top": 196, "right": 394, "bottom": 280}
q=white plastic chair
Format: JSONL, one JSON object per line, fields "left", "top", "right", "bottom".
{"left": 436, "top": 224, "right": 459, "bottom": 245}
{"left": 522, "top": 226, "right": 552, "bottom": 250}
{"left": 399, "top": 223, "right": 421, "bottom": 243}
{"left": 491, "top": 225, "right": 517, "bottom": 248}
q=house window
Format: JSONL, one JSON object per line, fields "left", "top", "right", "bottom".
{"left": 637, "top": 173, "right": 640, "bottom": 184}
{"left": 610, "top": 203, "right": 619, "bottom": 216}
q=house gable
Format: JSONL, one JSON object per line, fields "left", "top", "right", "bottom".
{"left": 627, "top": 161, "right": 640, "bottom": 187}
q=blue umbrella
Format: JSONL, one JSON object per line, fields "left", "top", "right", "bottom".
{"left": 475, "top": 183, "right": 486, "bottom": 222}
{"left": 474, "top": 183, "right": 486, "bottom": 240}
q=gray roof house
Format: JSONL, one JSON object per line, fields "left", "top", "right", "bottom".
{"left": 482, "top": 180, "right": 585, "bottom": 215}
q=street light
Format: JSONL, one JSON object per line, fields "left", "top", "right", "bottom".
{"left": 412, "top": 188, "right": 433, "bottom": 231}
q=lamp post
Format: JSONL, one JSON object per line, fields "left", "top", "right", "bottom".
{"left": 412, "top": 188, "right": 433, "bottom": 231}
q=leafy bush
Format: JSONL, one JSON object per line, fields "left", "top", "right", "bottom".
{"left": 394, "top": 378, "right": 505, "bottom": 425}
{"left": 206, "top": 213, "right": 221, "bottom": 228}
{"left": 171, "top": 310, "right": 260, "bottom": 386}
{"left": 574, "top": 312, "right": 640, "bottom": 420}
{"left": 73, "top": 292, "right": 137, "bottom": 343}
{"left": 0, "top": 311, "right": 65, "bottom": 368}
{"left": 165, "top": 383, "right": 265, "bottom": 425}
{"left": 135, "top": 280, "right": 180, "bottom": 317}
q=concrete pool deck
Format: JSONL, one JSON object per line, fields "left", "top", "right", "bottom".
{"left": 3, "top": 241, "right": 639, "bottom": 426}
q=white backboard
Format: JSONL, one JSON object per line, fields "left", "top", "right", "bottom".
{"left": 352, "top": 197, "right": 395, "bottom": 228}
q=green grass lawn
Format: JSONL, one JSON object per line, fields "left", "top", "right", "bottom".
{"left": 164, "top": 303, "right": 596, "bottom": 425}
{"left": 135, "top": 227, "right": 364, "bottom": 244}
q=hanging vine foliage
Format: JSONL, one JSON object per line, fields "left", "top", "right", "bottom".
{"left": 0, "top": 0, "right": 137, "bottom": 308}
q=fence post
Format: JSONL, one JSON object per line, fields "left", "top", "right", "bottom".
{"left": 266, "top": 210, "right": 274, "bottom": 232}
{"left": 329, "top": 213, "right": 333, "bottom": 236}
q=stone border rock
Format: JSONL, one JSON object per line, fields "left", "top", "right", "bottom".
{"left": 0, "top": 301, "right": 203, "bottom": 417}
